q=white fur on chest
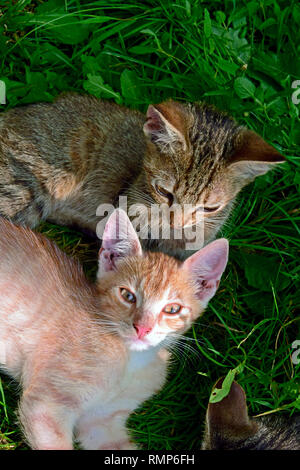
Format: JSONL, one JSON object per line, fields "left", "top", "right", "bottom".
{"left": 126, "top": 347, "right": 159, "bottom": 373}
{"left": 117, "top": 346, "right": 167, "bottom": 406}
{"left": 77, "top": 346, "right": 168, "bottom": 432}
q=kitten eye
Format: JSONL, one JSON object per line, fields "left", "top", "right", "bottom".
{"left": 163, "top": 303, "right": 181, "bottom": 315}
{"left": 119, "top": 287, "right": 136, "bottom": 304}
{"left": 195, "top": 205, "right": 221, "bottom": 215}
{"left": 203, "top": 205, "right": 220, "bottom": 213}
{"left": 155, "top": 184, "right": 174, "bottom": 206}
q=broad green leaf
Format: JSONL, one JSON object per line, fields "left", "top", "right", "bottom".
{"left": 83, "top": 74, "right": 122, "bottom": 104}
{"left": 259, "top": 18, "right": 277, "bottom": 31}
{"left": 217, "top": 58, "right": 239, "bottom": 76}
{"left": 185, "top": 1, "right": 191, "bottom": 17}
{"left": 27, "top": 9, "right": 92, "bottom": 45}
{"left": 233, "top": 16, "right": 247, "bottom": 29}
{"left": 215, "top": 11, "right": 226, "bottom": 24}
{"left": 237, "top": 252, "right": 290, "bottom": 292}
{"left": 81, "top": 56, "right": 102, "bottom": 76}
{"left": 234, "top": 77, "right": 256, "bottom": 98}
{"left": 120, "top": 69, "right": 142, "bottom": 102}
{"left": 204, "top": 9, "right": 212, "bottom": 38}
{"left": 224, "top": 29, "right": 251, "bottom": 63}
{"left": 209, "top": 364, "right": 244, "bottom": 403}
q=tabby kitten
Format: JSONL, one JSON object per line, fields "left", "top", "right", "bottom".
{"left": 202, "top": 378, "right": 300, "bottom": 450}
{"left": 0, "top": 209, "right": 228, "bottom": 450}
{"left": 0, "top": 94, "right": 284, "bottom": 257}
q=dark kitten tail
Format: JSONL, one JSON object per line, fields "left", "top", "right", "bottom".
{"left": 202, "top": 378, "right": 300, "bottom": 450}
{"left": 0, "top": 178, "right": 46, "bottom": 228}
{"left": 0, "top": 130, "right": 50, "bottom": 228}
{"left": 202, "top": 378, "right": 258, "bottom": 450}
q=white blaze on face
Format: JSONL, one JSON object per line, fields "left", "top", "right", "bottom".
{"left": 135, "top": 280, "right": 144, "bottom": 308}
{"left": 138, "top": 288, "right": 189, "bottom": 348}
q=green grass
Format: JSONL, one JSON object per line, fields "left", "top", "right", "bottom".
{"left": 0, "top": 0, "right": 299, "bottom": 450}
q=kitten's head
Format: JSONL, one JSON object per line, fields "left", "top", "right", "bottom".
{"left": 139, "top": 100, "right": 285, "bottom": 242}
{"left": 96, "top": 209, "right": 228, "bottom": 351}
{"left": 202, "top": 377, "right": 300, "bottom": 450}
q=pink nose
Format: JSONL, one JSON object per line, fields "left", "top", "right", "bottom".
{"left": 134, "top": 324, "right": 152, "bottom": 339}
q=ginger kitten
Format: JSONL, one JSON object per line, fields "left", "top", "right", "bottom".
{"left": 0, "top": 94, "right": 285, "bottom": 257}
{"left": 0, "top": 209, "right": 228, "bottom": 450}
{"left": 202, "top": 378, "right": 300, "bottom": 450}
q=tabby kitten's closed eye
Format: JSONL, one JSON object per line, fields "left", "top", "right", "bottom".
{"left": 0, "top": 94, "right": 285, "bottom": 258}
{"left": 0, "top": 209, "right": 228, "bottom": 450}
{"left": 202, "top": 378, "right": 300, "bottom": 450}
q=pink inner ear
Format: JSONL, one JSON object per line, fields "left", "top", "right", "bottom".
{"left": 98, "top": 209, "right": 142, "bottom": 277}
{"left": 184, "top": 238, "right": 229, "bottom": 278}
{"left": 98, "top": 246, "right": 119, "bottom": 273}
{"left": 183, "top": 239, "right": 229, "bottom": 303}
{"left": 144, "top": 105, "right": 164, "bottom": 134}
{"left": 102, "top": 209, "right": 130, "bottom": 248}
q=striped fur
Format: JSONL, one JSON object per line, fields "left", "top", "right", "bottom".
{"left": 0, "top": 94, "right": 284, "bottom": 259}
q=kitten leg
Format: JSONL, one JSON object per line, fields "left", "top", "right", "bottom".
{"left": 18, "top": 396, "right": 75, "bottom": 450}
{"left": 76, "top": 410, "right": 137, "bottom": 450}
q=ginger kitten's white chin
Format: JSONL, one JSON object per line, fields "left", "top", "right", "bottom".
{"left": 128, "top": 339, "right": 152, "bottom": 351}
{"left": 129, "top": 342, "right": 150, "bottom": 351}
{"left": 128, "top": 336, "right": 163, "bottom": 351}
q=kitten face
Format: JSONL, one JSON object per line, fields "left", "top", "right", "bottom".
{"left": 97, "top": 253, "right": 200, "bottom": 351}
{"left": 97, "top": 209, "right": 228, "bottom": 351}
{"left": 140, "top": 100, "right": 285, "bottom": 242}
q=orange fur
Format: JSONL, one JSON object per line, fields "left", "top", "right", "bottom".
{"left": 0, "top": 216, "right": 227, "bottom": 449}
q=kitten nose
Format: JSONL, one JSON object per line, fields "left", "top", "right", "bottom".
{"left": 133, "top": 324, "right": 152, "bottom": 339}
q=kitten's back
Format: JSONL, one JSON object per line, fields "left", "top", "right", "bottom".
{"left": 0, "top": 94, "right": 145, "bottom": 228}
{"left": 0, "top": 217, "right": 85, "bottom": 288}
{"left": 0, "top": 217, "right": 94, "bottom": 344}
{"left": 0, "top": 217, "right": 98, "bottom": 378}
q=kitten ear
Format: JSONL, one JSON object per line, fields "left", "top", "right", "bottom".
{"left": 205, "top": 378, "right": 257, "bottom": 444}
{"left": 143, "top": 101, "right": 189, "bottom": 153}
{"left": 228, "top": 130, "right": 285, "bottom": 183}
{"left": 97, "top": 209, "right": 142, "bottom": 279}
{"left": 182, "top": 238, "right": 228, "bottom": 306}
